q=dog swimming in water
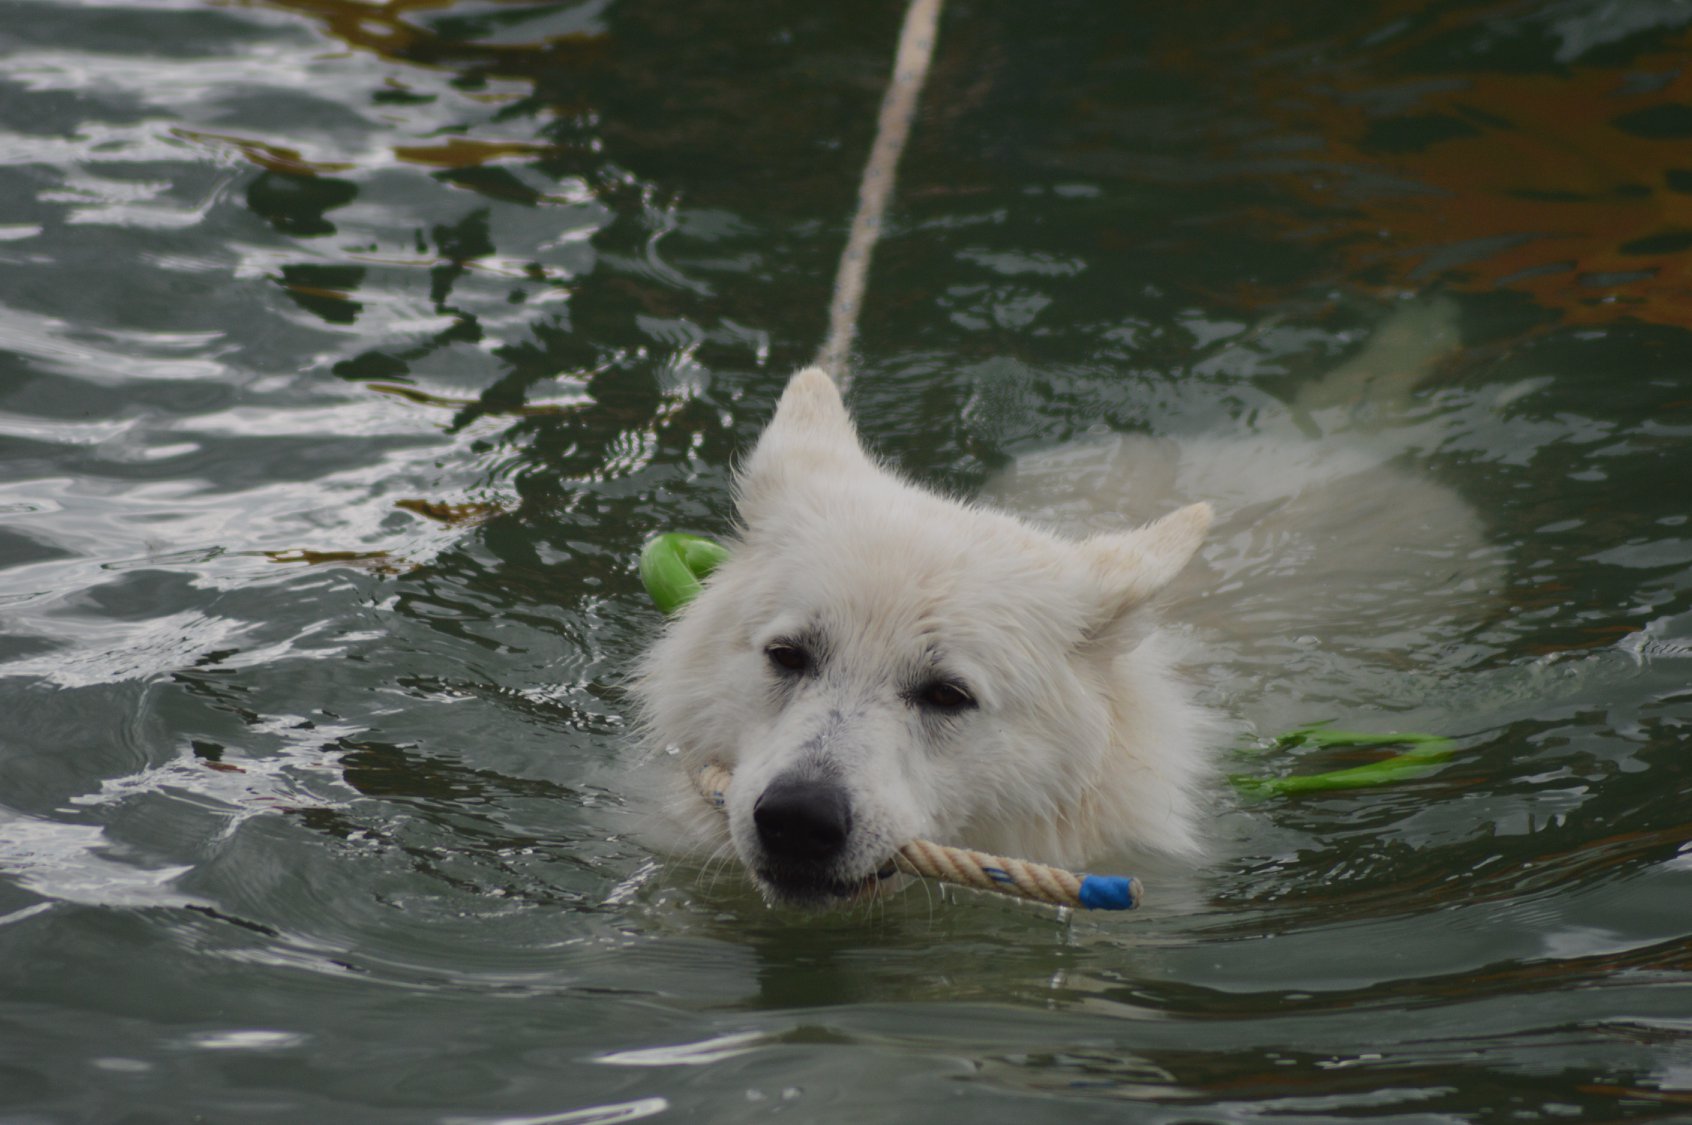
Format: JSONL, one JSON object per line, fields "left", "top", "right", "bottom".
{"left": 634, "top": 300, "right": 1496, "bottom": 908}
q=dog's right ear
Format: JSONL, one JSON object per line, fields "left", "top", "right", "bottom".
{"left": 1081, "top": 501, "right": 1212, "bottom": 652}
{"left": 736, "top": 367, "right": 869, "bottom": 520}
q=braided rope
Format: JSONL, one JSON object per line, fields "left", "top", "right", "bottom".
{"left": 693, "top": 764, "right": 1142, "bottom": 911}
{"left": 815, "top": 0, "right": 945, "bottom": 388}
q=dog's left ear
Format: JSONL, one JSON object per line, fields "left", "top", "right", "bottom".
{"left": 1082, "top": 501, "right": 1212, "bottom": 650}
{"left": 736, "top": 367, "right": 869, "bottom": 520}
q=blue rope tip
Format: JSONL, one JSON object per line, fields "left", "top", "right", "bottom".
{"left": 1076, "top": 874, "right": 1143, "bottom": 911}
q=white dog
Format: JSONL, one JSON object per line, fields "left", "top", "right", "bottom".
{"left": 636, "top": 367, "right": 1217, "bottom": 907}
{"left": 634, "top": 301, "right": 1496, "bottom": 908}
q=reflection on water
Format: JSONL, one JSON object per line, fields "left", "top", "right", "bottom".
{"left": 2, "top": 0, "right": 1692, "bottom": 1120}
{"left": 1183, "top": 6, "right": 1692, "bottom": 330}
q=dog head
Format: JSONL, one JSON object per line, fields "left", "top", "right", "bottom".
{"left": 635, "top": 368, "right": 1212, "bottom": 908}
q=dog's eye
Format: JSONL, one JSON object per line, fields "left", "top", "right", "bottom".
{"left": 765, "top": 642, "right": 811, "bottom": 674}
{"left": 915, "top": 680, "right": 975, "bottom": 711}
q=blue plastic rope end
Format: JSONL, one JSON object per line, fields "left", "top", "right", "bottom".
{"left": 1076, "top": 874, "right": 1142, "bottom": 911}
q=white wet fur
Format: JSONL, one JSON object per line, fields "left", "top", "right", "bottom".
{"left": 978, "top": 298, "right": 1502, "bottom": 737}
{"left": 634, "top": 298, "right": 1499, "bottom": 905}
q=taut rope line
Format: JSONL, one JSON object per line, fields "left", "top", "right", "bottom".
{"left": 815, "top": 0, "right": 945, "bottom": 388}
{"left": 694, "top": 763, "right": 1143, "bottom": 911}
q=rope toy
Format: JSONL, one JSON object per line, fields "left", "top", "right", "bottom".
{"left": 693, "top": 763, "right": 1142, "bottom": 911}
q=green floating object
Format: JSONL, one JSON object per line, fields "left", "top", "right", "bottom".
{"left": 638, "top": 530, "right": 1450, "bottom": 795}
{"left": 640, "top": 532, "right": 729, "bottom": 615}
{"left": 1230, "top": 724, "right": 1454, "bottom": 797}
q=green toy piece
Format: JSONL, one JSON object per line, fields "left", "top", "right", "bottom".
{"left": 1229, "top": 724, "right": 1454, "bottom": 797}
{"left": 639, "top": 532, "right": 730, "bottom": 616}
{"left": 636, "top": 531, "right": 1452, "bottom": 795}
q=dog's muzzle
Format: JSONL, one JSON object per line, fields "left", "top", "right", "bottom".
{"left": 750, "top": 774, "right": 880, "bottom": 905}
{"left": 754, "top": 774, "right": 850, "bottom": 863}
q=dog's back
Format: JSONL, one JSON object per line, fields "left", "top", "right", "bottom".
{"left": 979, "top": 298, "right": 1503, "bottom": 735}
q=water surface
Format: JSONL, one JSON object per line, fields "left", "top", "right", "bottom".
{"left": 3, "top": 1, "right": 1691, "bottom": 1121}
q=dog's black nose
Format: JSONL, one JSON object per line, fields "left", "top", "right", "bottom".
{"left": 753, "top": 776, "right": 852, "bottom": 864}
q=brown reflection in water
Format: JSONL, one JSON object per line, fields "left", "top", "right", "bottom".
{"left": 258, "top": 0, "right": 607, "bottom": 82}
{"left": 1578, "top": 1081, "right": 1692, "bottom": 1107}
{"left": 263, "top": 547, "right": 408, "bottom": 574}
{"left": 394, "top": 498, "right": 506, "bottom": 526}
{"left": 174, "top": 128, "right": 356, "bottom": 176}
{"left": 1176, "top": 9, "right": 1692, "bottom": 328}
{"left": 1083, "top": 928, "right": 1692, "bottom": 1025}
{"left": 1225, "top": 793, "right": 1692, "bottom": 933}
{"left": 394, "top": 137, "right": 561, "bottom": 168}
{"left": 255, "top": 0, "right": 894, "bottom": 218}
{"left": 983, "top": 1037, "right": 1685, "bottom": 1117}
{"left": 980, "top": 1046, "right": 1466, "bottom": 1109}
{"left": 368, "top": 380, "right": 590, "bottom": 417}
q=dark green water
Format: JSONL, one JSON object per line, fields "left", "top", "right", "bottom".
{"left": 3, "top": 1, "right": 1692, "bottom": 1120}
